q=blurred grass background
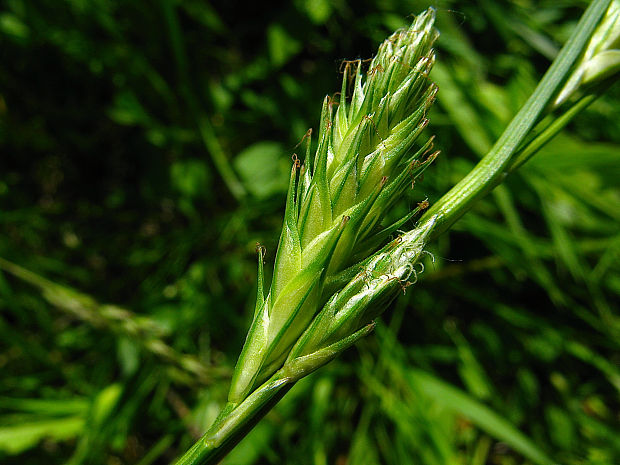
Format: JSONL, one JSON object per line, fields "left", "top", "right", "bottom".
{"left": 1, "top": 0, "right": 619, "bottom": 464}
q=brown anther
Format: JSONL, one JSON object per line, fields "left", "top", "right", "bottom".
{"left": 368, "top": 64, "right": 384, "bottom": 76}
{"left": 420, "top": 140, "right": 435, "bottom": 160}
{"left": 418, "top": 200, "right": 430, "bottom": 210}
{"left": 255, "top": 243, "right": 267, "bottom": 261}
{"left": 326, "top": 94, "right": 339, "bottom": 109}
{"left": 385, "top": 274, "right": 412, "bottom": 294}
{"left": 291, "top": 153, "right": 301, "bottom": 168}
{"left": 409, "top": 160, "right": 422, "bottom": 188}
{"left": 424, "top": 151, "right": 440, "bottom": 165}
{"left": 339, "top": 59, "right": 360, "bottom": 75}
{"left": 294, "top": 128, "right": 313, "bottom": 150}
{"left": 399, "top": 279, "right": 413, "bottom": 294}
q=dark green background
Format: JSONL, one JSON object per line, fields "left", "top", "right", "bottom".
{"left": 1, "top": 1, "right": 619, "bottom": 464}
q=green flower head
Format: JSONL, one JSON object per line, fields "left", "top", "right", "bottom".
{"left": 229, "top": 8, "right": 439, "bottom": 403}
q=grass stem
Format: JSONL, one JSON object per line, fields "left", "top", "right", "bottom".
{"left": 420, "top": 0, "right": 612, "bottom": 239}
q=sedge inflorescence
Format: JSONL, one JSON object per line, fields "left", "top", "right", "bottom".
{"left": 229, "top": 8, "right": 440, "bottom": 403}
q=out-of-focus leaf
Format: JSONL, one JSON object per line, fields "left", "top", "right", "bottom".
{"left": 545, "top": 405, "right": 576, "bottom": 450}
{"left": 170, "top": 159, "right": 212, "bottom": 200}
{"left": 234, "top": 142, "right": 289, "bottom": 199}
{"left": 267, "top": 24, "right": 302, "bottom": 67}
{"left": 0, "top": 416, "right": 84, "bottom": 454}
{"left": 91, "top": 383, "right": 123, "bottom": 426}
{"left": 407, "top": 369, "right": 556, "bottom": 465}
{"left": 0, "top": 397, "right": 88, "bottom": 415}
{"left": 0, "top": 12, "right": 29, "bottom": 40}
{"left": 300, "top": 0, "right": 332, "bottom": 25}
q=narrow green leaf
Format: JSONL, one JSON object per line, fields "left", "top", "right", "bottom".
{"left": 407, "top": 369, "right": 555, "bottom": 465}
{"left": 0, "top": 416, "right": 85, "bottom": 455}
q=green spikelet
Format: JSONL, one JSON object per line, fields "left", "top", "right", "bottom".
{"left": 555, "top": 0, "right": 620, "bottom": 106}
{"left": 229, "top": 8, "right": 440, "bottom": 403}
{"left": 287, "top": 215, "right": 437, "bottom": 362}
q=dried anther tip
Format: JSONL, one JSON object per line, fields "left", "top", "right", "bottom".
{"left": 291, "top": 153, "right": 301, "bottom": 168}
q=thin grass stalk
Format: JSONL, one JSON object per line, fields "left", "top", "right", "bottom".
{"left": 419, "top": 0, "right": 613, "bottom": 239}
{"left": 0, "top": 257, "right": 228, "bottom": 386}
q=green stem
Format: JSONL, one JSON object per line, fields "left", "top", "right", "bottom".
{"left": 508, "top": 92, "right": 600, "bottom": 173}
{"left": 420, "top": 0, "right": 611, "bottom": 239}
{"left": 174, "top": 372, "right": 293, "bottom": 465}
